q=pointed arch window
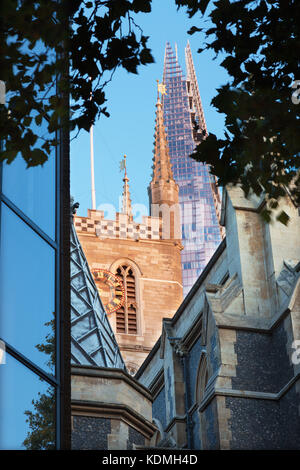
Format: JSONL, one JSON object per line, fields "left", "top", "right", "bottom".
{"left": 115, "top": 265, "right": 138, "bottom": 334}
{"left": 195, "top": 353, "right": 209, "bottom": 449}
{"left": 196, "top": 353, "right": 209, "bottom": 404}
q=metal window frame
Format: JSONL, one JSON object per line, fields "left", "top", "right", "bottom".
{"left": 0, "top": 173, "right": 60, "bottom": 449}
{"left": 0, "top": 114, "right": 70, "bottom": 451}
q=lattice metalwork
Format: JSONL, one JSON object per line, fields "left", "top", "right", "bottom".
{"left": 70, "top": 215, "right": 125, "bottom": 369}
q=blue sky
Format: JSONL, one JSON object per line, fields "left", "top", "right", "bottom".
{"left": 70, "top": 0, "right": 229, "bottom": 218}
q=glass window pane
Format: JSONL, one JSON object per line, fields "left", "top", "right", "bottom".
{"left": 2, "top": 150, "right": 56, "bottom": 239}
{"left": 0, "top": 353, "right": 56, "bottom": 450}
{"left": 0, "top": 204, "right": 55, "bottom": 374}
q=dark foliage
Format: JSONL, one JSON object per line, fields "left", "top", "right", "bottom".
{"left": 0, "top": 0, "right": 154, "bottom": 167}
{"left": 176, "top": 0, "right": 300, "bottom": 222}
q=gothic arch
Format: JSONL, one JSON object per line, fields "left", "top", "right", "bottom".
{"left": 195, "top": 352, "right": 209, "bottom": 403}
{"left": 195, "top": 351, "right": 209, "bottom": 449}
{"left": 109, "top": 258, "right": 142, "bottom": 335}
{"left": 110, "top": 258, "right": 142, "bottom": 277}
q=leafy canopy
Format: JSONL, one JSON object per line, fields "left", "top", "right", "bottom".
{"left": 2, "top": 0, "right": 299, "bottom": 222}
{"left": 0, "top": 0, "right": 154, "bottom": 167}
{"left": 176, "top": 0, "right": 300, "bottom": 222}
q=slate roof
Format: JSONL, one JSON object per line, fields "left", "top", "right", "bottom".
{"left": 70, "top": 217, "right": 125, "bottom": 369}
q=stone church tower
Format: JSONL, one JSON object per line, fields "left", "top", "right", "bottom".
{"left": 74, "top": 86, "right": 183, "bottom": 374}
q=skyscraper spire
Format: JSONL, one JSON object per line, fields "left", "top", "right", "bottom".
{"left": 185, "top": 41, "right": 207, "bottom": 141}
{"left": 163, "top": 42, "right": 184, "bottom": 85}
{"left": 162, "top": 42, "right": 223, "bottom": 296}
{"left": 120, "top": 154, "right": 133, "bottom": 220}
{"left": 149, "top": 81, "right": 179, "bottom": 207}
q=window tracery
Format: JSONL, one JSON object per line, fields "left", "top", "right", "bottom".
{"left": 115, "top": 264, "right": 138, "bottom": 334}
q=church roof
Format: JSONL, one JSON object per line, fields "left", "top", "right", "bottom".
{"left": 70, "top": 211, "right": 125, "bottom": 369}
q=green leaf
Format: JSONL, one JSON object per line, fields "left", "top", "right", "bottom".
{"left": 23, "top": 116, "right": 33, "bottom": 127}
{"left": 140, "top": 48, "right": 154, "bottom": 65}
{"left": 188, "top": 26, "right": 202, "bottom": 35}
{"left": 1, "top": 149, "right": 18, "bottom": 164}
{"left": 35, "top": 114, "right": 43, "bottom": 126}
{"left": 27, "top": 148, "right": 48, "bottom": 167}
{"left": 132, "top": 0, "right": 152, "bottom": 13}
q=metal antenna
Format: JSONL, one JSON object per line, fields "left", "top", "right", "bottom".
{"left": 89, "top": 76, "right": 96, "bottom": 210}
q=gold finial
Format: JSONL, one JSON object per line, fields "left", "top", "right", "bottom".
{"left": 156, "top": 80, "right": 167, "bottom": 100}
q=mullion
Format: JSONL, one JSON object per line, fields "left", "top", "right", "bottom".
{"left": 3, "top": 340, "right": 59, "bottom": 387}
{"left": 1, "top": 193, "right": 57, "bottom": 250}
{"left": 55, "top": 123, "right": 60, "bottom": 450}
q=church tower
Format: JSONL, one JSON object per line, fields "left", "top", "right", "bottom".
{"left": 74, "top": 83, "right": 183, "bottom": 374}
{"left": 149, "top": 82, "right": 179, "bottom": 208}
{"left": 149, "top": 82, "right": 181, "bottom": 241}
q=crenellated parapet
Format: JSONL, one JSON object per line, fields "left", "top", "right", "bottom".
{"left": 74, "top": 209, "right": 162, "bottom": 241}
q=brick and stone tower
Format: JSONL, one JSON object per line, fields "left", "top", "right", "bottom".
{"left": 74, "top": 84, "right": 183, "bottom": 374}
{"left": 148, "top": 83, "right": 181, "bottom": 241}
{"left": 149, "top": 84, "right": 179, "bottom": 208}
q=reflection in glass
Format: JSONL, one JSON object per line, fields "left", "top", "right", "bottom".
{"left": 0, "top": 353, "right": 55, "bottom": 450}
{"left": 2, "top": 152, "right": 55, "bottom": 239}
{"left": 0, "top": 203, "right": 55, "bottom": 374}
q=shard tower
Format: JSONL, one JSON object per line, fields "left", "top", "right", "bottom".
{"left": 162, "top": 42, "right": 223, "bottom": 296}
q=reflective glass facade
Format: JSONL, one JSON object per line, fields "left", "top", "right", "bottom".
{"left": 0, "top": 84, "right": 70, "bottom": 449}
{"left": 163, "top": 43, "right": 223, "bottom": 296}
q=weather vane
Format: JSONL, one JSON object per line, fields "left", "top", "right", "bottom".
{"left": 119, "top": 154, "right": 127, "bottom": 177}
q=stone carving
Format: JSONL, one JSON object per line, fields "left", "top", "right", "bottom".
{"left": 205, "top": 274, "right": 244, "bottom": 315}
{"left": 277, "top": 259, "right": 300, "bottom": 299}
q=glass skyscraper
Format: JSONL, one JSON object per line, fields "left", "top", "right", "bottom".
{"left": 162, "top": 42, "right": 223, "bottom": 296}
{"left": 0, "top": 51, "right": 70, "bottom": 449}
